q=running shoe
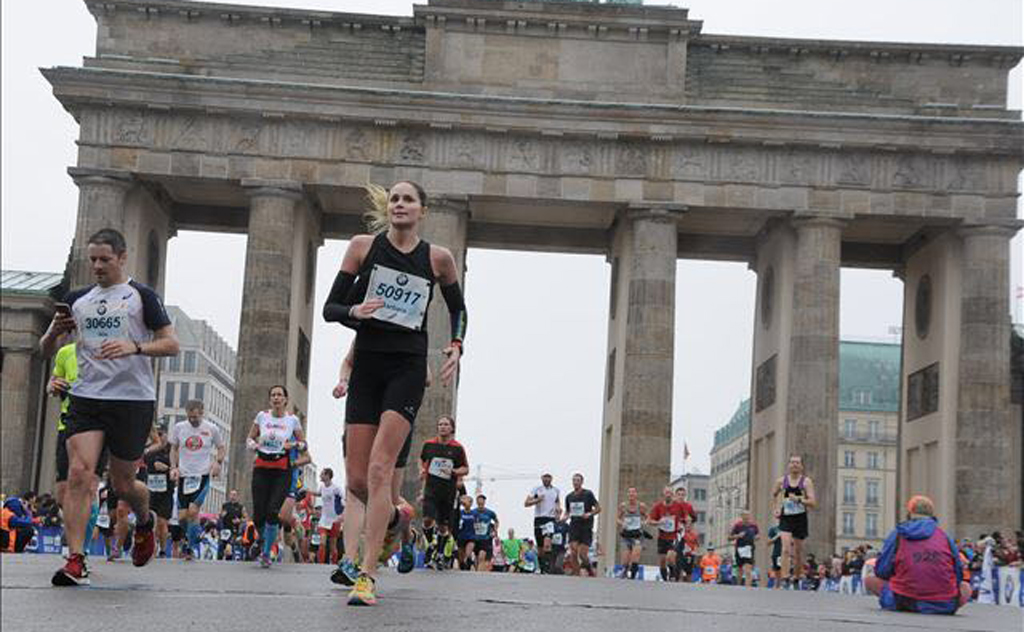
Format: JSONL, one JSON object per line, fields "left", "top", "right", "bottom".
{"left": 378, "top": 504, "right": 414, "bottom": 566}
{"left": 331, "top": 558, "right": 360, "bottom": 586}
{"left": 52, "top": 553, "right": 90, "bottom": 586}
{"left": 397, "top": 540, "right": 416, "bottom": 574}
{"left": 347, "top": 574, "right": 377, "bottom": 606}
{"left": 259, "top": 553, "right": 272, "bottom": 569}
{"left": 131, "top": 511, "right": 157, "bottom": 567}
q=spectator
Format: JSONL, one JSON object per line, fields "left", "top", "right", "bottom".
{"left": 866, "top": 495, "right": 971, "bottom": 614}
{"left": 2, "top": 493, "right": 39, "bottom": 553}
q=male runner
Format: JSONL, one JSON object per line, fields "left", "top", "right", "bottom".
{"left": 419, "top": 416, "right": 468, "bottom": 569}
{"left": 169, "top": 399, "right": 225, "bottom": 560}
{"left": 218, "top": 490, "right": 244, "bottom": 560}
{"left": 728, "top": 510, "right": 760, "bottom": 588}
{"left": 471, "top": 495, "right": 498, "bottom": 571}
{"left": 771, "top": 454, "right": 817, "bottom": 589}
{"left": 524, "top": 473, "right": 560, "bottom": 574}
{"left": 648, "top": 486, "right": 685, "bottom": 581}
{"left": 42, "top": 228, "right": 179, "bottom": 585}
{"left": 314, "top": 468, "right": 344, "bottom": 564}
{"left": 564, "top": 473, "right": 600, "bottom": 577}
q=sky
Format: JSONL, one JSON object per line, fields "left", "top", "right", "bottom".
{"left": 2, "top": 0, "right": 1021, "bottom": 540}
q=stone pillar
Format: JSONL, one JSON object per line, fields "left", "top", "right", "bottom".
{"left": 599, "top": 206, "right": 678, "bottom": 569}
{"left": 954, "top": 225, "right": 1017, "bottom": 537}
{"left": 227, "top": 179, "right": 302, "bottom": 504}
{"left": 68, "top": 167, "right": 133, "bottom": 287}
{"left": 0, "top": 350, "right": 39, "bottom": 493}
{"left": 400, "top": 195, "right": 469, "bottom": 502}
{"left": 785, "top": 216, "right": 843, "bottom": 561}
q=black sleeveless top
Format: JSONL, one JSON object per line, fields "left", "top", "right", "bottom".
{"left": 349, "top": 233, "right": 437, "bottom": 355}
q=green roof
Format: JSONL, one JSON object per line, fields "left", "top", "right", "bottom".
{"left": 839, "top": 341, "right": 901, "bottom": 413}
{"left": 1, "top": 270, "right": 63, "bottom": 296}
{"left": 712, "top": 399, "right": 750, "bottom": 451}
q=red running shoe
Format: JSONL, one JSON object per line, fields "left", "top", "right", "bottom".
{"left": 132, "top": 510, "right": 157, "bottom": 567}
{"left": 52, "top": 553, "right": 90, "bottom": 586}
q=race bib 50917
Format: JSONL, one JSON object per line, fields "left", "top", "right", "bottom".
{"left": 366, "top": 264, "right": 431, "bottom": 330}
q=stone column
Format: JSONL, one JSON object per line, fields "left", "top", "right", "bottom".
{"left": 68, "top": 167, "right": 133, "bottom": 286}
{"left": 227, "top": 179, "right": 302, "bottom": 504}
{"left": 599, "top": 207, "right": 678, "bottom": 568}
{"left": 785, "top": 216, "right": 843, "bottom": 560}
{"left": 955, "top": 224, "right": 1017, "bottom": 537}
{"left": 400, "top": 195, "right": 469, "bottom": 502}
{"left": 0, "top": 350, "right": 38, "bottom": 493}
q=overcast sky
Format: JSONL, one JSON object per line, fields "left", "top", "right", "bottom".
{"left": 2, "top": 0, "right": 1021, "bottom": 539}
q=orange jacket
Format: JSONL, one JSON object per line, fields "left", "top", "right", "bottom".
{"left": 700, "top": 553, "right": 721, "bottom": 582}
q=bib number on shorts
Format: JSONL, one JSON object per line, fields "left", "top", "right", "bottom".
{"left": 367, "top": 264, "right": 431, "bottom": 330}
{"left": 704, "top": 566, "right": 716, "bottom": 576}
{"left": 220, "top": 529, "right": 232, "bottom": 541}
{"left": 79, "top": 302, "right": 129, "bottom": 353}
{"left": 737, "top": 545, "right": 753, "bottom": 558}
{"left": 660, "top": 516, "right": 676, "bottom": 532}
{"left": 624, "top": 515, "right": 641, "bottom": 531}
{"left": 541, "top": 522, "right": 555, "bottom": 536}
{"left": 474, "top": 521, "right": 489, "bottom": 536}
{"left": 96, "top": 514, "right": 110, "bottom": 529}
{"left": 783, "top": 498, "right": 805, "bottom": 516}
{"left": 183, "top": 476, "right": 202, "bottom": 495}
{"left": 569, "top": 502, "right": 585, "bottom": 518}
{"left": 428, "top": 457, "right": 454, "bottom": 480}
{"left": 311, "top": 533, "right": 322, "bottom": 545}
{"left": 146, "top": 473, "right": 168, "bottom": 493}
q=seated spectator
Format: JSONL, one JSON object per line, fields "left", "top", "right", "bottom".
{"left": 699, "top": 547, "right": 721, "bottom": 584}
{"left": 866, "top": 495, "right": 971, "bottom": 614}
{"left": 2, "top": 492, "right": 39, "bottom": 553}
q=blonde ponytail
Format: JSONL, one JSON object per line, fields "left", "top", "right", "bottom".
{"left": 363, "top": 183, "right": 390, "bottom": 234}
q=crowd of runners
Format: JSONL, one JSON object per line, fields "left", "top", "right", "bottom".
{"left": 25, "top": 180, "right": 1004, "bottom": 616}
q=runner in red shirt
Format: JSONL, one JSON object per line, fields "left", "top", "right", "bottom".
{"left": 648, "top": 486, "right": 686, "bottom": 581}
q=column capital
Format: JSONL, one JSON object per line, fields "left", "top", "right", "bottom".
{"left": 625, "top": 203, "right": 685, "bottom": 224}
{"left": 241, "top": 178, "right": 303, "bottom": 201}
{"left": 955, "top": 220, "right": 1023, "bottom": 240}
{"left": 67, "top": 166, "right": 133, "bottom": 189}
{"left": 790, "top": 213, "right": 848, "bottom": 231}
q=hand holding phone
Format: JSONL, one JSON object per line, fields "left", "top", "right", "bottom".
{"left": 51, "top": 302, "right": 76, "bottom": 333}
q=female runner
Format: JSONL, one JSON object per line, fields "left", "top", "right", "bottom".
{"left": 246, "top": 385, "right": 306, "bottom": 568}
{"left": 323, "top": 181, "right": 467, "bottom": 605}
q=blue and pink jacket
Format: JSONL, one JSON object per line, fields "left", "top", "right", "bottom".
{"left": 875, "top": 517, "right": 963, "bottom": 614}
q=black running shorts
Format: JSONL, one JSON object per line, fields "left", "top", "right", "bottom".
{"left": 779, "top": 513, "right": 809, "bottom": 540}
{"left": 66, "top": 396, "right": 154, "bottom": 462}
{"left": 422, "top": 489, "right": 456, "bottom": 528}
{"left": 345, "top": 350, "right": 426, "bottom": 427}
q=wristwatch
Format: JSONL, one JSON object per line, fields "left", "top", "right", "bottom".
{"left": 133, "top": 341, "right": 143, "bottom": 355}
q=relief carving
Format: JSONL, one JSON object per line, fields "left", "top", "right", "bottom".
{"left": 944, "top": 157, "right": 985, "bottom": 191}
{"left": 891, "top": 154, "right": 930, "bottom": 189}
{"left": 507, "top": 137, "right": 540, "bottom": 172}
{"left": 172, "top": 116, "right": 207, "bottom": 151}
{"left": 616, "top": 142, "right": 647, "bottom": 176}
{"left": 232, "top": 122, "right": 263, "bottom": 153}
{"left": 671, "top": 144, "right": 707, "bottom": 179}
{"left": 778, "top": 149, "right": 818, "bottom": 185}
{"left": 283, "top": 122, "right": 313, "bottom": 157}
{"left": 449, "top": 133, "right": 484, "bottom": 169}
{"left": 560, "top": 141, "right": 594, "bottom": 175}
{"left": 113, "top": 111, "right": 151, "bottom": 145}
{"left": 398, "top": 133, "right": 426, "bottom": 164}
{"left": 724, "top": 148, "right": 760, "bottom": 182}
{"left": 835, "top": 153, "right": 870, "bottom": 186}
{"left": 344, "top": 127, "right": 372, "bottom": 161}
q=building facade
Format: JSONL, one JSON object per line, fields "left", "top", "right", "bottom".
{"left": 157, "top": 306, "right": 237, "bottom": 514}
{"left": 669, "top": 471, "right": 709, "bottom": 547}
{"left": 708, "top": 399, "right": 750, "bottom": 549}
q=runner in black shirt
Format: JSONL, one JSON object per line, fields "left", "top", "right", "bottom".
{"left": 419, "top": 416, "right": 468, "bottom": 569}
{"left": 564, "top": 473, "right": 600, "bottom": 577}
{"left": 142, "top": 424, "right": 172, "bottom": 557}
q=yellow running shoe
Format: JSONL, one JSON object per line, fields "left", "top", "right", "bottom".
{"left": 347, "top": 574, "right": 377, "bottom": 606}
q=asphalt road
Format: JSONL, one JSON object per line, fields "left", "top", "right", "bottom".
{"left": 2, "top": 555, "right": 1021, "bottom": 632}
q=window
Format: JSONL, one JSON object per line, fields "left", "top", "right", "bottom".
{"left": 167, "top": 353, "right": 180, "bottom": 372}
{"left": 867, "top": 452, "right": 880, "bottom": 470}
{"left": 164, "top": 382, "right": 176, "bottom": 408}
{"left": 843, "top": 419, "right": 857, "bottom": 439}
{"left": 843, "top": 512, "right": 855, "bottom": 535}
{"left": 868, "top": 420, "right": 880, "bottom": 441}
{"left": 843, "top": 479, "right": 856, "bottom": 505}
{"left": 194, "top": 382, "right": 206, "bottom": 404}
{"left": 694, "top": 488, "right": 707, "bottom": 502}
{"left": 179, "top": 382, "right": 190, "bottom": 407}
{"left": 866, "top": 513, "right": 879, "bottom": 538}
{"left": 184, "top": 351, "right": 197, "bottom": 373}
{"left": 844, "top": 450, "right": 855, "bottom": 468}
{"left": 866, "top": 480, "right": 880, "bottom": 506}
{"left": 697, "top": 512, "right": 706, "bottom": 524}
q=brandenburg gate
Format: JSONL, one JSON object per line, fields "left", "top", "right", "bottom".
{"left": 43, "top": 0, "right": 1022, "bottom": 564}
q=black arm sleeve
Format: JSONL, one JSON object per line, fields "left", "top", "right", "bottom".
{"left": 322, "top": 271, "right": 361, "bottom": 330}
{"left": 440, "top": 281, "right": 468, "bottom": 345}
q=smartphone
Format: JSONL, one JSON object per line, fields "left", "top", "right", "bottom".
{"left": 54, "top": 302, "right": 72, "bottom": 317}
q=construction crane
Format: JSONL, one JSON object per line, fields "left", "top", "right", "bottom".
{"left": 470, "top": 464, "right": 538, "bottom": 496}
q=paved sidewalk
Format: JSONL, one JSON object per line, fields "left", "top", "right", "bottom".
{"left": 2, "top": 555, "right": 1020, "bottom": 632}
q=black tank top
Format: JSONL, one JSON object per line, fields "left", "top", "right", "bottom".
{"left": 350, "top": 233, "right": 436, "bottom": 355}
{"left": 783, "top": 475, "right": 805, "bottom": 498}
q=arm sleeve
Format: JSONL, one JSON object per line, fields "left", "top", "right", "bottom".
{"left": 440, "top": 281, "right": 468, "bottom": 345}
{"left": 874, "top": 532, "right": 899, "bottom": 579}
{"left": 322, "top": 271, "right": 361, "bottom": 330}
